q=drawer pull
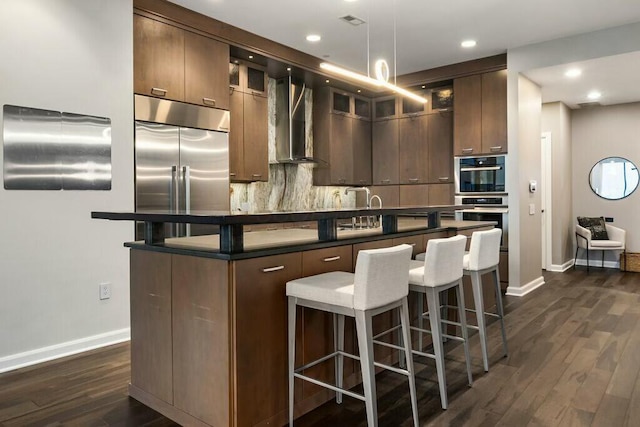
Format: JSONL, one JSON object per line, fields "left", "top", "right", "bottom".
{"left": 408, "top": 178, "right": 419, "bottom": 182}
{"left": 381, "top": 179, "right": 391, "bottom": 184}
{"left": 262, "top": 265, "right": 285, "bottom": 273}
{"left": 151, "top": 87, "right": 167, "bottom": 96}
{"left": 203, "top": 97, "right": 216, "bottom": 106}
{"left": 252, "top": 174, "right": 262, "bottom": 178}
{"left": 323, "top": 256, "right": 341, "bottom": 262}
{"left": 230, "top": 172, "right": 236, "bottom": 177}
{"left": 490, "top": 146, "right": 503, "bottom": 152}
{"left": 266, "top": 227, "right": 278, "bottom": 231}
{"left": 439, "top": 176, "right": 449, "bottom": 181}
{"left": 461, "top": 148, "right": 473, "bottom": 154}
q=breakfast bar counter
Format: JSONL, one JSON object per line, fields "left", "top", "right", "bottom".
{"left": 93, "top": 206, "right": 496, "bottom": 427}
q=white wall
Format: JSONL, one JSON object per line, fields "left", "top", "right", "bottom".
{"left": 572, "top": 102, "right": 640, "bottom": 264}
{"left": 507, "top": 21, "right": 640, "bottom": 294}
{"left": 541, "top": 102, "right": 573, "bottom": 268}
{"left": 0, "top": 0, "right": 134, "bottom": 372}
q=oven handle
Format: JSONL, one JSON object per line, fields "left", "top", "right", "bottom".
{"left": 458, "top": 208, "right": 509, "bottom": 213}
{"left": 460, "top": 166, "right": 502, "bottom": 172}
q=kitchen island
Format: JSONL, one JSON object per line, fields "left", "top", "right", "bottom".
{"left": 93, "top": 206, "right": 496, "bottom": 427}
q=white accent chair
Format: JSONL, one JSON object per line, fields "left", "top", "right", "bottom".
{"left": 286, "top": 244, "right": 418, "bottom": 427}
{"left": 463, "top": 228, "right": 507, "bottom": 372}
{"left": 575, "top": 224, "right": 626, "bottom": 272}
{"left": 408, "top": 234, "right": 472, "bottom": 410}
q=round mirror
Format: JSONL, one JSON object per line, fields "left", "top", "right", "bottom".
{"left": 589, "top": 157, "right": 639, "bottom": 200}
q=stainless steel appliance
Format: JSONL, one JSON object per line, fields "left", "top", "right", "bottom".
{"left": 455, "top": 155, "right": 506, "bottom": 194}
{"left": 134, "top": 95, "right": 230, "bottom": 239}
{"left": 455, "top": 195, "right": 508, "bottom": 249}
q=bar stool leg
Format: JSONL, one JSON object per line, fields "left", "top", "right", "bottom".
{"left": 355, "top": 310, "right": 378, "bottom": 427}
{"left": 417, "top": 294, "right": 424, "bottom": 352}
{"left": 397, "top": 308, "right": 406, "bottom": 369}
{"left": 334, "top": 313, "right": 345, "bottom": 403}
{"left": 425, "top": 287, "right": 448, "bottom": 410}
{"left": 470, "top": 271, "right": 489, "bottom": 372}
{"left": 399, "top": 298, "right": 419, "bottom": 427}
{"left": 288, "top": 297, "right": 297, "bottom": 426}
{"left": 493, "top": 269, "right": 508, "bottom": 357}
{"left": 455, "top": 280, "right": 473, "bottom": 386}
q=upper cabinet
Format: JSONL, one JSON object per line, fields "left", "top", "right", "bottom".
{"left": 313, "top": 87, "right": 372, "bottom": 186}
{"left": 453, "top": 70, "right": 507, "bottom": 155}
{"left": 134, "top": 14, "right": 230, "bottom": 109}
{"left": 229, "top": 59, "right": 269, "bottom": 182}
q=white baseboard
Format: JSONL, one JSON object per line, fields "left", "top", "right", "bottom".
{"left": 506, "top": 276, "right": 545, "bottom": 297}
{"left": 574, "top": 259, "right": 620, "bottom": 269}
{"left": 0, "top": 328, "right": 130, "bottom": 374}
{"left": 547, "top": 259, "right": 575, "bottom": 272}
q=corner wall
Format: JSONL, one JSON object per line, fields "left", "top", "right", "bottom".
{"left": 0, "top": 0, "right": 134, "bottom": 372}
{"left": 541, "top": 102, "right": 573, "bottom": 267}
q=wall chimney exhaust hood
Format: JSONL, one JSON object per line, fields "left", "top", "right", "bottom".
{"left": 275, "top": 75, "right": 317, "bottom": 163}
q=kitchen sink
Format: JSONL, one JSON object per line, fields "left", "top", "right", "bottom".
{"left": 338, "top": 215, "right": 380, "bottom": 230}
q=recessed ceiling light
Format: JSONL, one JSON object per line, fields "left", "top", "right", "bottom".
{"left": 234, "top": 60, "right": 239, "bottom": 64}
{"left": 357, "top": 89, "right": 361, "bottom": 93}
{"left": 421, "top": 85, "right": 426, "bottom": 89}
{"left": 306, "top": 34, "right": 321, "bottom": 42}
{"left": 587, "top": 91, "right": 601, "bottom": 100}
{"left": 461, "top": 40, "right": 477, "bottom": 48}
{"left": 248, "top": 55, "right": 254, "bottom": 59}
{"left": 286, "top": 67, "right": 291, "bottom": 72}
{"left": 565, "top": 69, "right": 581, "bottom": 78}
{"left": 325, "top": 79, "right": 330, "bottom": 83}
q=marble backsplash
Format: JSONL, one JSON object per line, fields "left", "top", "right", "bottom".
{"left": 230, "top": 78, "right": 355, "bottom": 212}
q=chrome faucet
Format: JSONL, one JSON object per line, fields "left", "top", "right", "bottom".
{"left": 344, "top": 187, "right": 371, "bottom": 208}
{"left": 369, "top": 195, "right": 382, "bottom": 227}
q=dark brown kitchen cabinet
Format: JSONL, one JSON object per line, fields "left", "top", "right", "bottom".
{"left": 134, "top": 15, "right": 184, "bottom": 101}
{"left": 134, "top": 14, "right": 229, "bottom": 109}
{"left": 481, "top": 69, "right": 508, "bottom": 154}
{"left": 313, "top": 87, "right": 372, "bottom": 186}
{"left": 453, "top": 70, "right": 507, "bottom": 155}
{"left": 374, "top": 96, "right": 398, "bottom": 120}
{"left": 230, "top": 91, "right": 268, "bottom": 182}
{"left": 428, "top": 112, "right": 453, "bottom": 183}
{"left": 230, "top": 60, "right": 268, "bottom": 97}
{"left": 428, "top": 183, "right": 454, "bottom": 205}
{"left": 233, "top": 252, "right": 302, "bottom": 427}
{"left": 399, "top": 184, "right": 430, "bottom": 207}
{"left": 372, "top": 119, "right": 399, "bottom": 185}
{"left": 398, "top": 115, "right": 429, "bottom": 184}
{"left": 453, "top": 75, "right": 482, "bottom": 156}
{"left": 184, "top": 31, "right": 230, "bottom": 109}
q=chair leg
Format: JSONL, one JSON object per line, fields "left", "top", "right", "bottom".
{"left": 417, "top": 292, "right": 424, "bottom": 352}
{"left": 455, "top": 281, "right": 473, "bottom": 386}
{"left": 355, "top": 310, "right": 378, "bottom": 427}
{"left": 399, "top": 298, "right": 419, "bottom": 427}
{"left": 574, "top": 246, "right": 579, "bottom": 270}
{"left": 587, "top": 247, "right": 590, "bottom": 273}
{"left": 493, "top": 269, "right": 508, "bottom": 358}
{"left": 288, "top": 297, "right": 297, "bottom": 426}
{"left": 602, "top": 250, "right": 605, "bottom": 268}
{"left": 426, "top": 287, "right": 448, "bottom": 410}
{"left": 470, "top": 271, "right": 489, "bottom": 372}
{"left": 397, "top": 308, "right": 406, "bottom": 369}
{"left": 333, "top": 313, "right": 345, "bottom": 404}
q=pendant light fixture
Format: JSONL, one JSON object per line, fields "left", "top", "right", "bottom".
{"left": 320, "top": 0, "right": 427, "bottom": 103}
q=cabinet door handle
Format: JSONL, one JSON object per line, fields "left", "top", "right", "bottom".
{"left": 338, "top": 178, "right": 346, "bottom": 184}
{"left": 151, "top": 87, "right": 167, "bottom": 96}
{"left": 262, "top": 265, "right": 285, "bottom": 273}
{"left": 230, "top": 172, "right": 236, "bottom": 177}
{"left": 408, "top": 178, "right": 419, "bottom": 182}
{"left": 438, "top": 176, "right": 449, "bottom": 181}
{"left": 265, "top": 227, "right": 278, "bottom": 231}
{"left": 252, "top": 174, "right": 262, "bottom": 178}
{"left": 490, "top": 145, "right": 503, "bottom": 152}
{"left": 323, "top": 256, "right": 341, "bottom": 262}
{"left": 381, "top": 179, "right": 391, "bottom": 184}
{"left": 462, "top": 148, "right": 474, "bottom": 154}
{"left": 203, "top": 97, "right": 216, "bottom": 106}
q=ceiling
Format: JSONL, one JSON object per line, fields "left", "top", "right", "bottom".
{"left": 169, "top": 0, "right": 640, "bottom": 107}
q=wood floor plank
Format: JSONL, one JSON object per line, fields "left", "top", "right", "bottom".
{"left": 591, "top": 393, "right": 629, "bottom": 427}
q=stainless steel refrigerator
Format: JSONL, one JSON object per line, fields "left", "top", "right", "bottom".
{"left": 134, "top": 95, "right": 230, "bottom": 239}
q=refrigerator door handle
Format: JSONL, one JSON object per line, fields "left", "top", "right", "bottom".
{"left": 171, "top": 165, "right": 178, "bottom": 236}
{"left": 183, "top": 165, "right": 191, "bottom": 236}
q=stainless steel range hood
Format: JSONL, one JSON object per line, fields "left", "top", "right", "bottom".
{"left": 275, "top": 75, "right": 317, "bottom": 163}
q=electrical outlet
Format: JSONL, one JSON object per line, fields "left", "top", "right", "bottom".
{"left": 529, "top": 203, "right": 535, "bottom": 215}
{"left": 99, "top": 283, "right": 111, "bottom": 300}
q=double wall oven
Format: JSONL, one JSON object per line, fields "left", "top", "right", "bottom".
{"left": 455, "top": 155, "right": 508, "bottom": 249}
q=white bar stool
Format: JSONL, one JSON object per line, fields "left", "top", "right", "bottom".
{"left": 464, "top": 228, "right": 507, "bottom": 372}
{"left": 286, "top": 244, "right": 418, "bottom": 427}
{"left": 408, "top": 234, "right": 472, "bottom": 410}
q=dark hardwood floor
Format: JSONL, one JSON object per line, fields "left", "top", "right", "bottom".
{"left": 2, "top": 267, "right": 640, "bottom": 426}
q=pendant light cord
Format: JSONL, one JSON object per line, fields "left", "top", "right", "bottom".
{"left": 393, "top": 0, "right": 397, "bottom": 84}
{"left": 367, "top": 0, "right": 370, "bottom": 78}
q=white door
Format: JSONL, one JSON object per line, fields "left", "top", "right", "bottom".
{"left": 541, "top": 132, "right": 552, "bottom": 270}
